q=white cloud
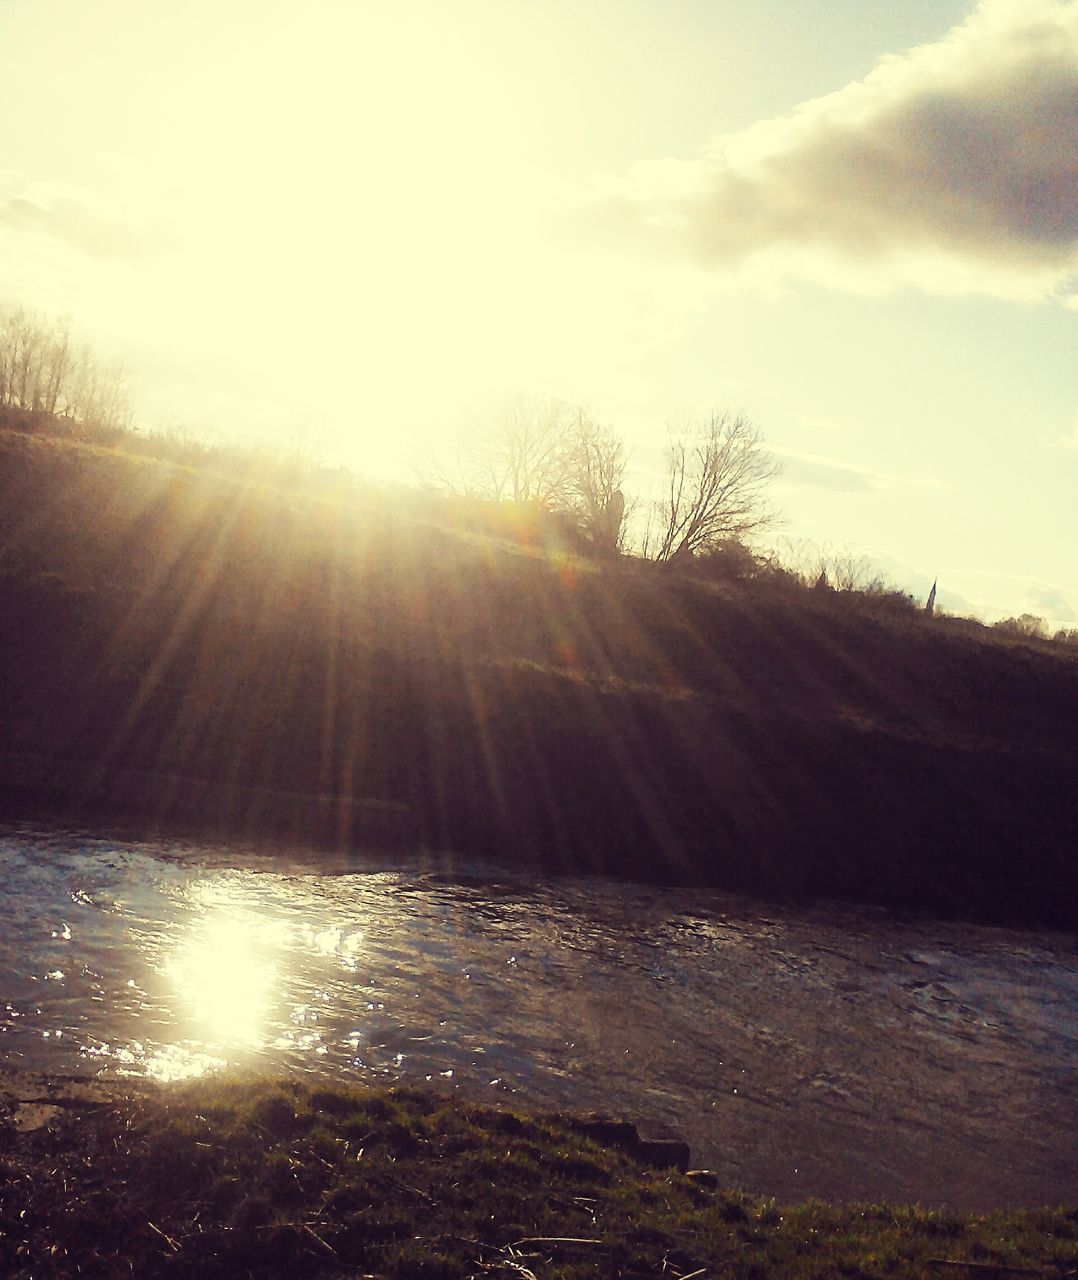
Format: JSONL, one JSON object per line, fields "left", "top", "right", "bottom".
{"left": 775, "top": 449, "right": 944, "bottom": 494}
{"left": 578, "top": 0, "right": 1078, "bottom": 302}
{"left": 947, "top": 567, "right": 1078, "bottom": 627}
{"left": 1054, "top": 417, "right": 1078, "bottom": 448}
{"left": 1025, "top": 584, "right": 1076, "bottom": 621}
{"left": 0, "top": 170, "right": 150, "bottom": 261}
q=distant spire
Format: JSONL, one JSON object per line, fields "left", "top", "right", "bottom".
{"left": 925, "top": 578, "right": 937, "bottom": 616}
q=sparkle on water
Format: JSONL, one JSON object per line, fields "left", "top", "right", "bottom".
{"left": 1, "top": 824, "right": 1076, "bottom": 1209}
{"left": 163, "top": 893, "right": 282, "bottom": 1059}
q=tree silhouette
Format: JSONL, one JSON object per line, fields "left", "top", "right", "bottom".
{"left": 0, "top": 305, "right": 129, "bottom": 431}
{"left": 650, "top": 412, "right": 779, "bottom": 563}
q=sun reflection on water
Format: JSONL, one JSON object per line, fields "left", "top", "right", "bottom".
{"left": 162, "top": 888, "right": 288, "bottom": 1064}
{"left": 109, "top": 1039, "right": 227, "bottom": 1085}
{"left": 142, "top": 880, "right": 370, "bottom": 1082}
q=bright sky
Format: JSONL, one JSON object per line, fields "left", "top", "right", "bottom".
{"left": 1, "top": 0, "right": 1075, "bottom": 626}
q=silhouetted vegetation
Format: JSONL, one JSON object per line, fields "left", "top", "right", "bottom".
{"left": 994, "top": 613, "right": 1049, "bottom": 640}
{"left": 2, "top": 1075, "right": 1075, "bottom": 1278}
{"left": 1, "top": 386, "right": 1077, "bottom": 928}
{"left": 645, "top": 412, "right": 780, "bottom": 562}
{"left": 429, "top": 395, "right": 633, "bottom": 555}
{"left": 0, "top": 306, "right": 129, "bottom": 433}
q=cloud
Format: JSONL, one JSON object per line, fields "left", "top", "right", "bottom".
{"left": 1024, "top": 585, "right": 1076, "bottom": 620}
{"left": 580, "top": 0, "right": 1078, "bottom": 302}
{"left": 0, "top": 171, "right": 149, "bottom": 261}
{"left": 1054, "top": 418, "right": 1078, "bottom": 448}
{"left": 951, "top": 567, "right": 1078, "bottom": 626}
{"left": 776, "top": 449, "right": 942, "bottom": 494}
{"left": 778, "top": 454, "right": 879, "bottom": 493}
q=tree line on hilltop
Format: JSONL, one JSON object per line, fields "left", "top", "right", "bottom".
{"left": 2, "top": 302, "right": 1075, "bottom": 647}
{"left": 424, "top": 391, "right": 780, "bottom": 565}
{"left": 0, "top": 305, "right": 129, "bottom": 434}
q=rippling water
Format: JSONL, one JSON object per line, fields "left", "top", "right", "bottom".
{"left": 1, "top": 823, "right": 1075, "bottom": 1208}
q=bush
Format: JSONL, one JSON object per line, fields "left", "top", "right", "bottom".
{"left": 994, "top": 614, "right": 1048, "bottom": 640}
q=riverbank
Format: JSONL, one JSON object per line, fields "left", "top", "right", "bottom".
{"left": 2, "top": 1073, "right": 1074, "bottom": 1279}
{"left": 2, "top": 425, "right": 1077, "bottom": 929}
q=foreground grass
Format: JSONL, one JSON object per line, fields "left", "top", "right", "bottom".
{"left": 1, "top": 1078, "right": 1075, "bottom": 1278}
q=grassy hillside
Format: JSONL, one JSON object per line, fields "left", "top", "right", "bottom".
{"left": 4, "top": 1075, "right": 1075, "bottom": 1279}
{"left": 1, "top": 423, "right": 1076, "bottom": 928}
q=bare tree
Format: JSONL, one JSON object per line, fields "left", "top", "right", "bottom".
{"left": 425, "top": 395, "right": 633, "bottom": 553}
{"left": 565, "top": 411, "right": 630, "bottom": 554}
{"left": 650, "top": 412, "right": 779, "bottom": 563}
{"left": 463, "top": 394, "right": 577, "bottom": 506}
{"left": 0, "top": 305, "right": 129, "bottom": 430}
{"left": 771, "top": 538, "right": 895, "bottom": 594}
{"left": 42, "top": 317, "right": 72, "bottom": 415}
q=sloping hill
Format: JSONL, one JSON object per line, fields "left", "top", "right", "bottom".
{"left": 2, "top": 427, "right": 1076, "bottom": 927}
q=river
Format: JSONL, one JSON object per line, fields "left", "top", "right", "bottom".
{"left": 1, "top": 823, "right": 1074, "bottom": 1209}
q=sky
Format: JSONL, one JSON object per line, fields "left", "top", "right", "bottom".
{"left": 1, "top": 0, "right": 1075, "bottom": 626}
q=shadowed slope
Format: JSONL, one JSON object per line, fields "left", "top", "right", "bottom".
{"left": 1, "top": 428, "right": 1076, "bottom": 927}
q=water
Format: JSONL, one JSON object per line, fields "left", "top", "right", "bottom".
{"left": 1, "top": 823, "right": 1075, "bottom": 1209}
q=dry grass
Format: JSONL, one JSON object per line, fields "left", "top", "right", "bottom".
{"left": 1, "top": 1076, "right": 1075, "bottom": 1279}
